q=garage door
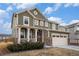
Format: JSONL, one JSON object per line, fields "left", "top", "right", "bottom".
{"left": 52, "top": 35, "right": 68, "bottom": 47}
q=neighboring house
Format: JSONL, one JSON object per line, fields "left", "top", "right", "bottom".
{"left": 0, "top": 34, "right": 11, "bottom": 41}
{"left": 66, "top": 22, "right": 79, "bottom": 40}
{"left": 11, "top": 8, "right": 69, "bottom": 47}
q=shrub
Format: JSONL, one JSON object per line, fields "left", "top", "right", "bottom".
{"left": 7, "top": 42, "right": 44, "bottom": 52}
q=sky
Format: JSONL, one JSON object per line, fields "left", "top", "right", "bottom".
{"left": 0, "top": 3, "right": 79, "bottom": 34}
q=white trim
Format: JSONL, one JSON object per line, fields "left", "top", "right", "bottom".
{"left": 40, "top": 21, "right": 44, "bottom": 26}
{"left": 45, "top": 21, "right": 48, "bottom": 27}
{"left": 34, "top": 19, "right": 39, "bottom": 26}
{"left": 18, "top": 28, "right": 21, "bottom": 44}
{"left": 52, "top": 24, "right": 56, "bottom": 30}
{"left": 35, "top": 29, "right": 37, "bottom": 42}
{"left": 24, "top": 30, "right": 26, "bottom": 38}
{"left": 48, "top": 31, "right": 50, "bottom": 37}
{"left": 42, "top": 30, "right": 44, "bottom": 42}
{"left": 27, "top": 28, "right": 30, "bottom": 42}
{"left": 33, "top": 19, "right": 34, "bottom": 26}
{"left": 33, "top": 10, "right": 38, "bottom": 15}
{"left": 21, "top": 29, "right": 26, "bottom": 38}
{"left": 27, "top": 10, "right": 36, "bottom": 18}
{"left": 17, "top": 14, "right": 18, "bottom": 25}
{"left": 23, "top": 16, "right": 29, "bottom": 26}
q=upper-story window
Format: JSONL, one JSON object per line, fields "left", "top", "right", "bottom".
{"left": 56, "top": 24, "right": 58, "bottom": 30}
{"left": 65, "top": 28, "right": 69, "bottom": 32}
{"left": 45, "top": 22, "right": 48, "bottom": 27}
{"left": 23, "top": 16, "right": 29, "bottom": 25}
{"left": 52, "top": 24, "right": 56, "bottom": 30}
{"left": 40, "top": 21, "right": 44, "bottom": 26}
{"left": 34, "top": 20, "right": 39, "bottom": 25}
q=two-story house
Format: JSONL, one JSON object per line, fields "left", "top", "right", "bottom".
{"left": 11, "top": 8, "right": 69, "bottom": 47}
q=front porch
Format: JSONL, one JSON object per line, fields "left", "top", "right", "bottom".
{"left": 17, "top": 27, "right": 48, "bottom": 44}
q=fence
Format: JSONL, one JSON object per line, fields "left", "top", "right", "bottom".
{"left": 68, "top": 39, "right": 79, "bottom": 45}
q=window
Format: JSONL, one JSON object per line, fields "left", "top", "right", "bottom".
{"left": 77, "top": 27, "right": 79, "bottom": 30}
{"left": 52, "top": 24, "right": 56, "bottom": 30}
{"left": 64, "top": 36, "right": 66, "bottom": 38}
{"left": 45, "top": 22, "right": 48, "bottom": 27}
{"left": 23, "top": 16, "right": 29, "bottom": 25}
{"left": 53, "top": 35, "right": 55, "bottom": 37}
{"left": 56, "top": 24, "right": 58, "bottom": 30}
{"left": 34, "top": 20, "right": 39, "bottom": 25}
{"left": 56, "top": 35, "right": 59, "bottom": 37}
{"left": 33, "top": 10, "right": 38, "bottom": 15}
{"left": 21, "top": 29, "right": 25, "bottom": 38}
{"left": 60, "top": 36, "right": 63, "bottom": 37}
{"left": 40, "top": 21, "right": 44, "bottom": 26}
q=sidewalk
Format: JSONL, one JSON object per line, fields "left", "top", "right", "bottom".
{"left": 55, "top": 45, "right": 79, "bottom": 51}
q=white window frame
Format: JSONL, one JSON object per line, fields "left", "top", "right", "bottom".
{"left": 23, "top": 16, "right": 29, "bottom": 26}
{"left": 21, "top": 30, "right": 25, "bottom": 38}
{"left": 45, "top": 22, "right": 48, "bottom": 27}
{"left": 40, "top": 21, "right": 44, "bottom": 26}
{"left": 34, "top": 20, "right": 39, "bottom": 26}
{"left": 52, "top": 24, "right": 56, "bottom": 30}
{"left": 17, "top": 14, "right": 18, "bottom": 25}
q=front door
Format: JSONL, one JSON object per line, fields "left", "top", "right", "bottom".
{"left": 37, "top": 30, "right": 42, "bottom": 42}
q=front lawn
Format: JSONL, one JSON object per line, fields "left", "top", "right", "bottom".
{"left": 5, "top": 48, "right": 79, "bottom": 56}
{"left": 0, "top": 42, "right": 13, "bottom": 55}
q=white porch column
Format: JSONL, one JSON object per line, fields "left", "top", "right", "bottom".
{"left": 18, "top": 28, "right": 21, "bottom": 44}
{"left": 35, "top": 29, "right": 37, "bottom": 42}
{"left": 27, "top": 28, "right": 30, "bottom": 42}
{"left": 42, "top": 30, "right": 44, "bottom": 42}
{"left": 48, "top": 30, "right": 50, "bottom": 37}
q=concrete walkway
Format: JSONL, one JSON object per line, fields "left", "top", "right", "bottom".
{"left": 54, "top": 45, "right": 79, "bottom": 51}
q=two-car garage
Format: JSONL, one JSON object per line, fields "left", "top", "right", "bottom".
{"left": 51, "top": 33, "right": 68, "bottom": 47}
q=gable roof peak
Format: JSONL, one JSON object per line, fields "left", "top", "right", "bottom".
{"left": 15, "top": 7, "right": 36, "bottom": 14}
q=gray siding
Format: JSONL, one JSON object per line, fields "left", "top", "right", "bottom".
{"left": 18, "top": 11, "right": 33, "bottom": 26}
{"left": 30, "top": 8, "right": 46, "bottom": 20}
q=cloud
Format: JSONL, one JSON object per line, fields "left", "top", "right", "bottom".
{"left": 0, "top": 9, "right": 11, "bottom": 34}
{"left": 6, "top": 3, "right": 37, "bottom": 12}
{"left": 64, "top": 4, "right": 72, "bottom": 8}
{"left": 43, "top": 3, "right": 62, "bottom": 14}
{"left": 3, "top": 22, "right": 11, "bottom": 33}
{"left": 48, "top": 16, "right": 79, "bottom": 26}
{"left": 0, "top": 20, "right": 11, "bottom": 34}
{"left": 0, "top": 3, "right": 37, "bottom": 34}
{"left": 48, "top": 16, "right": 68, "bottom": 26}
{"left": 15, "top": 3, "right": 36, "bottom": 10}
{"left": 73, "top": 4, "right": 79, "bottom": 7}
{"left": 0, "top": 20, "right": 4, "bottom": 26}
{"left": 43, "top": 7, "right": 53, "bottom": 14}
{"left": 54, "top": 3, "right": 61, "bottom": 11}
{"left": 6, "top": 6, "right": 13, "bottom": 12}
{"left": 0, "top": 9, "right": 9, "bottom": 19}
{"left": 64, "top": 3, "right": 79, "bottom": 8}
{"left": 69, "top": 19, "right": 79, "bottom": 24}
{"left": 48, "top": 16, "right": 63, "bottom": 24}
{"left": 44, "top": 3, "right": 79, "bottom": 14}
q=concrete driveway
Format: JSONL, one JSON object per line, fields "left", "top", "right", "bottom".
{"left": 54, "top": 45, "right": 79, "bottom": 51}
